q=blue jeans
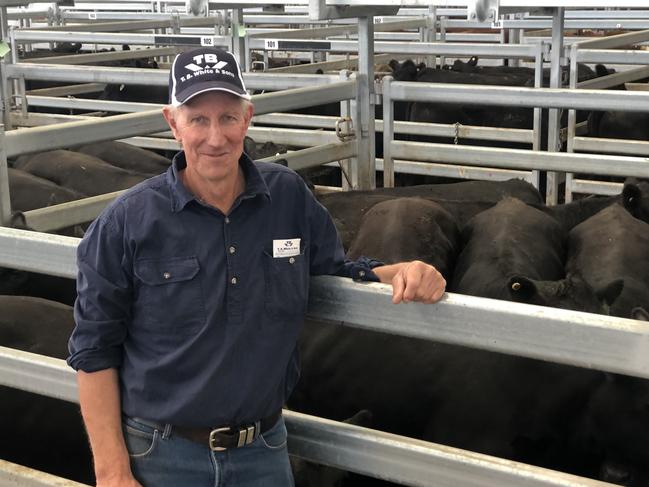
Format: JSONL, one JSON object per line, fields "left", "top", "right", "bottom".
{"left": 123, "top": 415, "right": 295, "bottom": 487}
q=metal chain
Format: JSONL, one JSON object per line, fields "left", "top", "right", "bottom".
{"left": 454, "top": 122, "right": 460, "bottom": 145}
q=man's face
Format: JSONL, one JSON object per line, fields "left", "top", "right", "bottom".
{"left": 164, "top": 91, "right": 253, "bottom": 184}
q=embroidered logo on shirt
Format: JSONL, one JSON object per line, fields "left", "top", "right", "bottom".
{"left": 273, "top": 238, "right": 301, "bottom": 258}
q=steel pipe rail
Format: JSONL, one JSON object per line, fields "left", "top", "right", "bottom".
{"left": 573, "top": 137, "right": 649, "bottom": 157}
{"left": 577, "top": 65, "right": 649, "bottom": 90}
{"left": 576, "top": 49, "right": 649, "bottom": 65}
{"left": 0, "top": 227, "right": 77, "bottom": 278}
{"left": 7, "top": 63, "right": 341, "bottom": 89}
{"left": 0, "top": 347, "right": 614, "bottom": 487}
{"left": 2, "top": 226, "right": 649, "bottom": 379}
{"left": 0, "top": 460, "right": 90, "bottom": 487}
{"left": 4, "top": 109, "right": 167, "bottom": 158}
{"left": 248, "top": 38, "right": 538, "bottom": 58}
{"left": 390, "top": 141, "right": 649, "bottom": 179}
{"left": 260, "top": 140, "right": 356, "bottom": 171}
{"left": 389, "top": 81, "right": 649, "bottom": 113}
{"left": 251, "top": 80, "right": 355, "bottom": 115}
{"left": 574, "top": 28, "right": 649, "bottom": 49}
{"left": 22, "top": 46, "right": 184, "bottom": 65}
{"left": 11, "top": 30, "right": 231, "bottom": 47}
{"left": 23, "top": 16, "right": 218, "bottom": 31}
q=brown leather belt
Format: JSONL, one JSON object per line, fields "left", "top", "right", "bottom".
{"left": 173, "top": 409, "right": 282, "bottom": 451}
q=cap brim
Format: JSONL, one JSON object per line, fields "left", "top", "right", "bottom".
{"left": 172, "top": 81, "right": 251, "bottom": 107}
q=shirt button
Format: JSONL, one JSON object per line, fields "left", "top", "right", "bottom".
{"left": 225, "top": 217, "right": 230, "bottom": 224}
{"left": 231, "top": 277, "right": 237, "bottom": 285}
{"left": 229, "top": 246, "right": 236, "bottom": 254}
{"left": 359, "top": 270, "right": 366, "bottom": 278}
{"left": 288, "top": 257, "right": 295, "bottom": 264}
{"left": 163, "top": 272, "right": 171, "bottom": 279}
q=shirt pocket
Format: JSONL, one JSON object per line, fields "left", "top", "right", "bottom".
{"left": 133, "top": 256, "right": 205, "bottom": 334}
{"left": 263, "top": 250, "right": 309, "bottom": 321}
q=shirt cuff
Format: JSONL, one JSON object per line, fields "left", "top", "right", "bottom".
{"left": 350, "top": 256, "right": 384, "bottom": 282}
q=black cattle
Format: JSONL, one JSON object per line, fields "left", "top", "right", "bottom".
{"left": 75, "top": 141, "right": 170, "bottom": 176}
{"left": 291, "top": 318, "right": 649, "bottom": 485}
{"left": 318, "top": 178, "right": 542, "bottom": 250}
{"left": 8, "top": 168, "right": 84, "bottom": 212}
{"left": 346, "top": 197, "right": 460, "bottom": 280}
{"left": 243, "top": 136, "right": 288, "bottom": 160}
{"left": 451, "top": 197, "right": 622, "bottom": 312}
{"left": 0, "top": 296, "right": 93, "bottom": 484}
{"left": 588, "top": 110, "right": 649, "bottom": 141}
{"left": 633, "top": 307, "right": 649, "bottom": 321}
{"left": 566, "top": 203, "right": 649, "bottom": 318}
{"left": 15, "top": 150, "right": 148, "bottom": 197}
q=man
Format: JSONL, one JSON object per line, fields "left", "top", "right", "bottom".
{"left": 68, "top": 48, "right": 446, "bottom": 487}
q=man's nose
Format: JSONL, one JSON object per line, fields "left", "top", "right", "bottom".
{"left": 206, "top": 122, "right": 226, "bottom": 146}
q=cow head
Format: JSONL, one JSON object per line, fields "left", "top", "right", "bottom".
{"left": 622, "top": 178, "right": 649, "bottom": 224}
{"left": 507, "top": 274, "right": 623, "bottom": 314}
{"left": 290, "top": 410, "right": 372, "bottom": 487}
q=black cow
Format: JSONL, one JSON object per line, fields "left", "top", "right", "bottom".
{"left": 74, "top": 141, "right": 171, "bottom": 176}
{"left": 318, "top": 178, "right": 542, "bottom": 250}
{"left": 15, "top": 150, "right": 149, "bottom": 197}
{"left": 0, "top": 296, "right": 93, "bottom": 484}
{"left": 243, "top": 136, "right": 288, "bottom": 160}
{"left": 291, "top": 317, "right": 649, "bottom": 485}
{"left": 8, "top": 167, "right": 84, "bottom": 212}
{"left": 450, "top": 197, "right": 622, "bottom": 311}
{"left": 346, "top": 197, "right": 460, "bottom": 281}
{"left": 566, "top": 203, "right": 649, "bottom": 318}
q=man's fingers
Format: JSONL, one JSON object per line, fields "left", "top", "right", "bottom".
{"left": 392, "top": 271, "right": 406, "bottom": 304}
{"left": 402, "top": 264, "right": 422, "bottom": 302}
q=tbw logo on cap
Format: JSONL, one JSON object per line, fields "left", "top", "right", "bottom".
{"left": 169, "top": 48, "right": 251, "bottom": 106}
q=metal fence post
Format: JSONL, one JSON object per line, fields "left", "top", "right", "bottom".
{"left": 545, "top": 7, "right": 565, "bottom": 205}
{"left": 0, "top": 124, "right": 11, "bottom": 227}
{"left": 382, "top": 75, "right": 394, "bottom": 188}
{"left": 339, "top": 69, "right": 353, "bottom": 191}
{"left": 355, "top": 16, "right": 375, "bottom": 190}
{"left": 530, "top": 41, "right": 545, "bottom": 189}
{"left": 565, "top": 42, "right": 579, "bottom": 203}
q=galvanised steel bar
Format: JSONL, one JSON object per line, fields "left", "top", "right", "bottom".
{"left": 7, "top": 63, "right": 341, "bottom": 89}
{"left": 546, "top": 7, "right": 564, "bottom": 205}
{"left": 22, "top": 46, "right": 184, "bottom": 65}
{"left": 0, "top": 227, "right": 78, "bottom": 277}
{"left": 0, "top": 460, "right": 90, "bottom": 487}
{"left": 0, "top": 347, "right": 615, "bottom": 487}
{"left": 251, "top": 80, "right": 356, "bottom": 116}
{"left": 374, "top": 157, "right": 534, "bottom": 182}
{"left": 576, "top": 49, "right": 649, "bottom": 65}
{"left": 4, "top": 109, "right": 167, "bottom": 157}
{"left": 388, "top": 82, "right": 649, "bottom": 113}
{"left": 577, "top": 65, "right": 649, "bottom": 90}
{"left": 22, "top": 191, "right": 123, "bottom": 232}
{"left": 355, "top": 16, "right": 375, "bottom": 190}
{"left": 572, "top": 136, "right": 649, "bottom": 157}
{"left": 24, "top": 15, "right": 217, "bottom": 31}
{"left": 574, "top": 28, "right": 649, "bottom": 49}
{"left": 12, "top": 29, "right": 230, "bottom": 47}
{"left": 390, "top": 141, "right": 649, "bottom": 179}
{"left": 248, "top": 38, "right": 539, "bottom": 58}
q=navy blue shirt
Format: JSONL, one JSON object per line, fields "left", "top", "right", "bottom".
{"left": 68, "top": 152, "right": 380, "bottom": 427}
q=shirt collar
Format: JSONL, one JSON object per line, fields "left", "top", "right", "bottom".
{"left": 167, "top": 151, "right": 271, "bottom": 213}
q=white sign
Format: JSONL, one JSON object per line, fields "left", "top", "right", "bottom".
{"left": 200, "top": 36, "right": 216, "bottom": 47}
{"left": 273, "top": 238, "right": 301, "bottom": 258}
{"left": 264, "top": 39, "right": 278, "bottom": 50}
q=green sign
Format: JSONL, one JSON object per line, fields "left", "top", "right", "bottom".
{"left": 0, "top": 41, "right": 10, "bottom": 59}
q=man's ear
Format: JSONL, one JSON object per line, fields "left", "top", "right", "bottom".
{"left": 162, "top": 105, "right": 181, "bottom": 142}
{"left": 243, "top": 101, "right": 254, "bottom": 128}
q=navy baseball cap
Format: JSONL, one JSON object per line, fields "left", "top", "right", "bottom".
{"left": 168, "top": 48, "right": 251, "bottom": 106}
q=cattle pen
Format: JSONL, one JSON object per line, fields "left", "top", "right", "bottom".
{"left": 1, "top": 0, "right": 649, "bottom": 486}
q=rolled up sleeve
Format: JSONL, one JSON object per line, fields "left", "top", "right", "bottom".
{"left": 67, "top": 210, "right": 133, "bottom": 372}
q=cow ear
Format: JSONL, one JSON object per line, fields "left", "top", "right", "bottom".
{"left": 469, "top": 56, "right": 478, "bottom": 66}
{"left": 508, "top": 276, "right": 536, "bottom": 302}
{"left": 622, "top": 181, "right": 641, "bottom": 213}
{"left": 631, "top": 307, "right": 649, "bottom": 321}
{"left": 388, "top": 59, "right": 399, "bottom": 71}
{"left": 595, "top": 64, "right": 611, "bottom": 77}
{"left": 595, "top": 279, "right": 624, "bottom": 307}
{"left": 343, "top": 409, "right": 373, "bottom": 428}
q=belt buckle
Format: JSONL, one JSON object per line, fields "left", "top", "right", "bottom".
{"left": 209, "top": 427, "right": 232, "bottom": 452}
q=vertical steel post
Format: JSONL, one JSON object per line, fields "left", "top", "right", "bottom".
{"left": 508, "top": 14, "right": 521, "bottom": 68}
{"left": 439, "top": 16, "right": 446, "bottom": 68}
{"left": 355, "top": 16, "right": 375, "bottom": 190}
{"left": 0, "top": 6, "right": 10, "bottom": 130}
{"left": 545, "top": 7, "right": 564, "bottom": 205}
{"left": 428, "top": 6, "right": 437, "bottom": 69}
{"left": 382, "top": 75, "right": 394, "bottom": 188}
{"left": 530, "top": 41, "right": 545, "bottom": 189}
{"left": 231, "top": 8, "right": 245, "bottom": 68}
{"left": 339, "top": 69, "right": 353, "bottom": 191}
{"left": 0, "top": 124, "right": 11, "bottom": 227}
{"left": 564, "top": 42, "right": 579, "bottom": 203}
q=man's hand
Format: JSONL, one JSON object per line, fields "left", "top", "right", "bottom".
{"left": 373, "top": 260, "right": 446, "bottom": 304}
{"left": 96, "top": 473, "right": 143, "bottom": 487}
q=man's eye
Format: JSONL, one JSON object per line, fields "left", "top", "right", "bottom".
{"left": 191, "top": 116, "right": 206, "bottom": 123}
